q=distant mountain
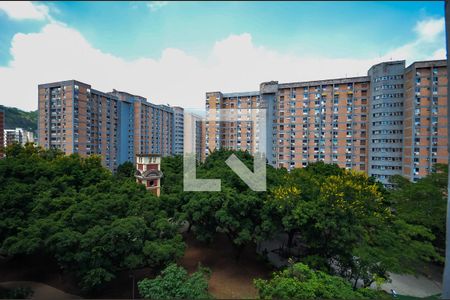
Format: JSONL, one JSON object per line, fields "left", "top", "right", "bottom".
{"left": 0, "top": 105, "right": 38, "bottom": 132}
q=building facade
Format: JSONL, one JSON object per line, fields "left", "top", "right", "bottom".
{"left": 205, "top": 59, "right": 448, "bottom": 184}
{"left": 368, "top": 61, "right": 406, "bottom": 186}
{"left": 173, "top": 106, "right": 184, "bottom": 155}
{"left": 205, "top": 91, "right": 260, "bottom": 157}
{"left": 402, "top": 60, "right": 448, "bottom": 182}
{"left": 135, "top": 154, "right": 163, "bottom": 197}
{"left": 4, "top": 128, "right": 34, "bottom": 147}
{"left": 184, "top": 112, "right": 205, "bottom": 161}
{"left": 38, "top": 80, "right": 120, "bottom": 170}
{"left": 38, "top": 80, "right": 175, "bottom": 171}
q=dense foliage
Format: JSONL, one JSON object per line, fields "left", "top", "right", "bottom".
{"left": 389, "top": 164, "right": 448, "bottom": 259}
{"left": 162, "top": 151, "right": 439, "bottom": 289}
{"left": 0, "top": 105, "right": 38, "bottom": 132}
{"left": 0, "top": 144, "right": 185, "bottom": 291}
{"left": 138, "top": 264, "right": 211, "bottom": 299}
{"left": 163, "top": 150, "right": 286, "bottom": 259}
{"left": 0, "top": 286, "right": 33, "bottom": 299}
{"left": 1, "top": 144, "right": 444, "bottom": 297}
{"left": 254, "top": 262, "right": 388, "bottom": 299}
{"left": 264, "top": 163, "right": 437, "bottom": 287}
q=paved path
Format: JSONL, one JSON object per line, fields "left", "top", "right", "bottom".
{"left": 0, "top": 281, "right": 80, "bottom": 299}
{"left": 381, "top": 272, "right": 442, "bottom": 298}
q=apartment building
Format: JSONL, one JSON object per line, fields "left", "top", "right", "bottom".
{"left": 39, "top": 80, "right": 120, "bottom": 170}
{"left": 205, "top": 91, "right": 260, "bottom": 157}
{"left": 109, "top": 90, "right": 175, "bottom": 163}
{"left": 184, "top": 112, "right": 205, "bottom": 161}
{"left": 206, "top": 79, "right": 370, "bottom": 172}
{"left": 205, "top": 59, "right": 448, "bottom": 183}
{"left": 403, "top": 60, "right": 448, "bottom": 182}
{"left": 368, "top": 61, "right": 406, "bottom": 186}
{"left": 173, "top": 106, "right": 184, "bottom": 155}
{"left": 39, "top": 80, "right": 175, "bottom": 171}
{"left": 0, "top": 109, "right": 4, "bottom": 158}
{"left": 4, "top": 128, "right": 34, "bottom": 147}
{"left": 132, "top": 99, "right": 174, "bottom": 157}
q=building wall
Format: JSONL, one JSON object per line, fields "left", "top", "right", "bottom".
{"left": 368, "top": 61, "right": 405, "bottom": 186}
{"left": 39, "top": 82, "right": 176, "bottom": 170}
{"left": 173, "top": 106, "right": 184, "bottom": 155}
{"left": 206, "top": 77, "right": 370, "bottom": 173}
{"left": 38, "top": 80, "right": 120, "bottom": 170}
{"left": 205, "top": 59, "right": 448, "bottom": 183}
{"left": 402, "top": 60, "right": 448, "bottom": 181}
{"left": 131, "top": 97, "right": 174, "bottom": 157}
{"left": 184, "top": 112, "right": 204, "bottom": 161}
{"left": 205, "top": 91, "right": 260, "bottom": 158}
{"left": 4, "top": 128, "right": 34, "bottom": 147}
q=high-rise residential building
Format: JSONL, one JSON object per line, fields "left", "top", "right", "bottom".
{"left": 173, "top": 106, "right": 184, "bottom": 155}
{"left": 368, "top": 61, "right": 406, "bottom": 186}
{"left": 0, "top": 109, "right": 4, "bottom": 158}
{"left": 4, "top": 128, "right": 34, "bottom": 147}
{"left": 184, "top": 112, "right": 205, "bottom": 161}
{"left": 109, "top": 90, "right": 175, "bottom": 164}
{"left": 205, "top": 59, "right": 448, "bottom": 184}
{"left": 108, "top": 90, "right": 139, "bottom": 165}
{"left": 403, "top": 60, "right": 448, "bottom": 182}
{"left": 38, "top": 80, "right": 120, "bottom": 170}
{"left": 205, "top": 91, "right": 260, "bottom": 157}
{"left": 39, "top": 80, "right": 175, "bottom": 171}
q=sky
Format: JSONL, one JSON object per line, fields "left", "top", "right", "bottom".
{"left": 0, "top": 1, "right": 446, "bottom": 111}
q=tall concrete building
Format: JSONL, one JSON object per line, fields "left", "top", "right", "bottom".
{"left": 368, "top": 61, "right": 406, "bottom": 186}
{"left": 4, "top": 128, "right": 34, "bottom": 147}
{"left": 205, "top": 59, "right": 448, "bottom": 184}
{"left": 184, "top": 112, "right": 205, "bottom": 161}
{"left": 39, "top": 80, "right": 175, "bottom": 171}
{"left": 173, "top": 106, "right": 184, "bottom": 155}
{"left": 38, "top": 80, "right": 120, "bottom": 170}
{"left": 109, "top": 90, "right": 175, "bottom": 163}
{"left": 205, "top": 91, "right": 260, "bottom": 157}
{"left": 403, "top": 60, "right": 448, "bottom": 182}
{"left": 0, "top": 109, "right": 4, "bottom": 158}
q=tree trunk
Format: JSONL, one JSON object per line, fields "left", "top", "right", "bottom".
{"left": 352, "top": 276, "right": 359, "bottom": 290}
{"left": 187, "top": 222, "right": 192, "bottom": 233}
{"left": 287, "top": 230, "right": 295, "bottom": 249}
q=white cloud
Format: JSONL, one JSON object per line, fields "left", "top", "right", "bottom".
{"left": 147, "top": 1, "right": 169, "bottom": 11}
{"left": 0, "top": 17, "right": 446, "bottom": 112}
{"left": 414, "top": 17, "right": 445, "bottom": 41}
{"left": 0, "top": 1, "right": 49, "bottom": 21}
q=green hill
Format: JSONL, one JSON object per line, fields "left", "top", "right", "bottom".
{"left": 0, "top": 105, "right": 38, "bottom": 132}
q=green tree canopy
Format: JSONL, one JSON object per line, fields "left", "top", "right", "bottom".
{"left": 138, "top": 264, "right": 211, "bottom": 299}
{"left": 254, "top": 262, "right": 388, "bottom": 300}
{"left": 388, "top": 164, "right": 447, "bottom": 259}
{"left": 0, "top": 144, "right": 185, "bottom": 291}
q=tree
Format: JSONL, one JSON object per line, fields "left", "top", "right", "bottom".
{"left": 0, "top": 144, "right": 185, "bottom": 291}
{"left": 138, "top": 264, "right": 211, "bottom": 299}
{"left": 388, "top": 164, "right": 447, "bottom": 258}
{"left": 115, "top": 161, "right": 135, "bottom": 179}
{"left": 254, "top": 262, "right": 388, "bottom": 299}
{"left": 179, "top": 149, "right": 282, "bottom": 259}
{"left": 263, "top": 164, "right": 438, "bottom": 286}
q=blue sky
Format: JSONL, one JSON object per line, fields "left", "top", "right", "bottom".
{"left": 0, "top": 1, "right": 446, "bottom": 110}
{"left": 0, "top": 1, "right": 445, "bottom": 65}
